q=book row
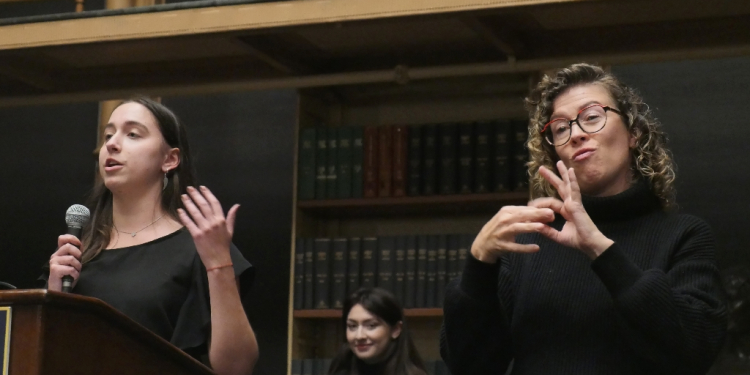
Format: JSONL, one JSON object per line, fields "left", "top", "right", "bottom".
{"left": 294, "top": 234, "right": 473, "bottom": 310}
{"left": 291, "top": 359, "right": 452, "bottom": 375}
{"left": 297, "top": 120, "right": 530, "bottom": 200}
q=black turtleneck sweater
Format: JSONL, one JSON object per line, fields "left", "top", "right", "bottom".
{"left": 440, "top": 180, "right": 727, "bottom": 375}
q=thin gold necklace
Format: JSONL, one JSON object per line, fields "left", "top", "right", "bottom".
{"left": 114, "top": 214, "right": 165, "bottom": 237}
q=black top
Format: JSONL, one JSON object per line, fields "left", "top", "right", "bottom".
{"left": 72, "top": 228, "right": 253, "bottom": 357}
{"left": 440, "top": 179, "right": 727, "bottom": 375}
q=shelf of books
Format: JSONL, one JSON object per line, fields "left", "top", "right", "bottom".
{"left": 289, "top": 75, "right": 532, "bottom": 375}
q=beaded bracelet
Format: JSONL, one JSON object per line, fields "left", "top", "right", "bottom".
{"left": 206, "top": 263, "right": 233, "bottom": 272}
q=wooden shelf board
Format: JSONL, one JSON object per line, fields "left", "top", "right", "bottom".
{"left": 297, "top": 191, "right": 529, "bottom": 217}
{"left": 294, "top": 308, "right": 443, "bottom": 318}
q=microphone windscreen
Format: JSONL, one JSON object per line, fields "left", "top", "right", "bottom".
{"left": 65, "top": 204, "right": 91, "bottom": 229}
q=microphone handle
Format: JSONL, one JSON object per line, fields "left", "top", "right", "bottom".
{"left": 62, "top": 226, "right": 83, "bottom": 293}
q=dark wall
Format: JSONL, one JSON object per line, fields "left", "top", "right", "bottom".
{"left": 613, "top": 57, "right": 750, "bottom": 270}
{"left": 164, "top": 90, "right": 296, "bottom": 375}
{"left": 0, "top": 101, "right": 99, "bottom": 288}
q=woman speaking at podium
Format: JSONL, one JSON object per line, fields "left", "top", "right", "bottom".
{"left": 440, "top": 64, "right": 727, "bottom": 375}
{"left": 46, "top": 97, "right": 259, "bottom": 375}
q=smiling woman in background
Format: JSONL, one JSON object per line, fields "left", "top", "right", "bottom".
{"left": 440, "top": 63, "right": 727, "bottom": 375}
{"left": 328, "top": 288, "right": 427, "bottom": 375}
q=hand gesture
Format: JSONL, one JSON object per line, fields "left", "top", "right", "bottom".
{"left": 531, "top": 161, "right": 613, "bottom": 259}
{"left": 48, "top": 234, "right": 82, "bottom": 291}
{"left": 471, "top": 204, "right": 555, "bottom": 264}
{"left": 178, "top": 186, "right": 238, "bottom": 270}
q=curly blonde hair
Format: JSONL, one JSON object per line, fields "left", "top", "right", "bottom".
{"left": 524, "top": 63, "right": 676, "bottom": 208}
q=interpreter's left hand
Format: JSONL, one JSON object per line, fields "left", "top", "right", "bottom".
{"left": 178, "top": 185, "right": 239, "bottom": 269}
{"left": 529, "top": 161, "right": 613, "bottom": 259}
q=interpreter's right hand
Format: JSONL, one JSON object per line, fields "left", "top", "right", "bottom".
{"left": 471, "top": 205, "right": 556, "bottom": 264}
{"left": 47, "top": 234, "right": 82, "bottom": 292}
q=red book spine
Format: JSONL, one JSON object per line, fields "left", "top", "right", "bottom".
{"left": 378, "top": 125, "right": 394, "bottom": 197}
{"left": 363, "top": 126, "right": 379, "bottom": 198}
{"left": 392, "top": 125, "right": 408, "bottom": 197}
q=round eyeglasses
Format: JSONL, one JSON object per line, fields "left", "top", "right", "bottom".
{"left": 540, "top": 104, "right": 623, "bottom": 146}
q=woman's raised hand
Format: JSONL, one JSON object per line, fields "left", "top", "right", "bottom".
{"left": 48, "top": 234, "right": 83, "bottom": 291}
{"left": 178, "top": 186, "right": 238, "bottom": 270}
{"left": 530, "top": 160, "right": 613, "bottom": 259}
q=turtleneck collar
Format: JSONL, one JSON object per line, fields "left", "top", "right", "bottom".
{"left": 581, "top": 177, "right": 662, "bottom": 222}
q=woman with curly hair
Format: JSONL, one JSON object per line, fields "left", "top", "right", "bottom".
{"left": 440, "top": 63, "right": 727, "bottom": 375}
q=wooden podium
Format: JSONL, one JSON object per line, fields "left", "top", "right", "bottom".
{"left": 0, "top": 289, "right": 214, "bottom": 375}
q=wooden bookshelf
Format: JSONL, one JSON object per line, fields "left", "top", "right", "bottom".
{"left": 297, "top": 192, "right": 529, "bottom": 218}
{"left": 293, "top": 308, "right": 443, "bottom": 319}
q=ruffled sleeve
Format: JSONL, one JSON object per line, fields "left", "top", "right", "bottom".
{"left": 170, "top": 243, "right": 254, "bottom": 356}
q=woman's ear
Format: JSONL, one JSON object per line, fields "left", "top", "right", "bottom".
{"left": 162, "top": 147, "right": 180, "bottom": 173}
{"left": 391, "top": 321, "right": 403, "bottom": 340}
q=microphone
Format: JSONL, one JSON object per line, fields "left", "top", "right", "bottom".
{"left": 62, "top": 204, "right": 90, "bottom": 293}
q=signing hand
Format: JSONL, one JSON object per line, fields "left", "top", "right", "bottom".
{"left": 531, "top": 161, "right": 613, "bottom": 259}
{"left": 178, "top": 186, "right": 238, "bottom": 270}
{"left": 471, "top": 204, "right": 556, "bottom": 264}
{"left": 48, "top": 234, "right": 83, "bottom": 291}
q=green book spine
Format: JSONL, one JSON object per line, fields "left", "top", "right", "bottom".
{"left": 336, "top": 127, "right": 353, "bottom": 199}
{"left": 294, "top": 237, "right": 305, "bottom": 310}
{"left": 394, "top": 236, "right": 406, "bottom": 305}
{"left": 297, "top": 128, "right": 317, "bottom": 200}
{"left": 347, "top": 237, "right": 362, "bottom": 295}
{"left": 302, "top": 359, "right": 314, "bottom": 375}
{"left": 493, "top": 121, "right": 511, "bottom": 193}
{"left": 437, "top": 234, "right": 448, "bottom": 307}
{"left": 426, "top": 235, "right": 438, "bottom": 307}
{"left": 361, "top": 237, "right": 378, "bottom": 289}
{"left": 447, "top": 234, "right": 459, "bottom": 284}
{"left": 315, "top": 127, "right": 328, "bottom": 199}
{"left": 416, "top": 235, "right": 428, "bottom": 308}
{"left": 458, "top": 234, "right": 472, "bottom": 279}
{"left": 513, "top": 120, "right": 529, "bottom": 191}
{"left": 377, "top": 236, "right": 395, "bottom": 293}
{"left": 303, "top": 238, "right": 315, "bottom": 309}
{"left": 326, "top": 127, "right": 338, "bottom": 199}
{"left": 331, "top": 238, "right": 348, "bottom": 309}
{"left": 405, "top": 235, "right": 417, "bottom": 308}
{"left": 291, "top": 359, "right": 302, "bottom": 375}
{"left": 352, "top": 127, "right": 364, "bottom": 199}
{"left": 439, "top": 123, "right": 458, "bottom": 195}
{"left": 314, "top": 238, "right": 332, "bottom": 309}
{"left": 421, "top": 125, "right": 438, "bottom": 196}
{"left": 474, "top": 121, "right": 492, "bottom": 193}
{"left": 407, "top": 125, "right": 422, "bottom": 196}
{"left": 363, "top": 126, "right": 379, "bottom": 198}
{"left": 458, "top": 122, "right": 474, "bottom": 194}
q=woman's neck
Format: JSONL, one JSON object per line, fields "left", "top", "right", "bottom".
{"left": 107, "top": 185, "right": 182, "bottom": 248}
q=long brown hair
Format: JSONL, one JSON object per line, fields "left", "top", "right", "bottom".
{"left": 525, "top": 63, "right": 677, "bottom": 208}
{"left": 80, "top": 97, "right": 196, "bottom": 263}
{"left": 328, "top": 288, "right": 428, "bottom": 375}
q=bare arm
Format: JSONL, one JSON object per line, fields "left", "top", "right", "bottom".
{"left": 179, "top": 185, "right": 259, "bottom": 375}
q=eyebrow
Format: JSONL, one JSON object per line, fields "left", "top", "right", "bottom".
{"left": 550, "top": 100, "right": 603, "bottom": 120}
{"left": 346, "top": 318, "right": 378, "bottom": 324}
{"left": 103, "top": 121, "right": 150, "bottom": 133}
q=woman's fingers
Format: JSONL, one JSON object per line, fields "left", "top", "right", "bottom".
{"left": 187, "top": 186, "right": 214, "bottom": 217}
{"left": 181, "top": 193, "right": 208, "bottom": 229}
{"left": 567, "top": 166, "right": 582, "bottom": 201}
{"left": 538, "top": 165, "right": 563, "bottom": 192}
{"left": 199, "top": 186, "right": 225, "bottom": 219}
{"left": 57, "top": 234, "right": 82, "bottom": 249}
{"left": 528, "top": 197, "right": 564, "bottom": 214}
{"left": 225, "top": 204, "right": 240, "bottom": 236}
{"left": 177, "top": 208, "right": 201, "bottom": 236}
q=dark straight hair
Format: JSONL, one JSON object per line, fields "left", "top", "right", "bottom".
{"left": 328, "top": 288, "right": 428, "bottom": 375}
{"left": 80, "top": 96, "right": 196, "bottom": 263}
